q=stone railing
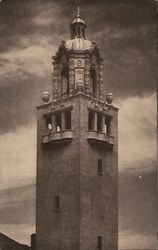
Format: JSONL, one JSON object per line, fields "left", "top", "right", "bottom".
{"left": 87, "top": 130, "right": 114, "bottom": 146}
{"left": 42, "top": 130, "right": 73, "bottom": 144}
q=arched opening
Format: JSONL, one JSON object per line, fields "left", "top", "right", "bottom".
{"left": 61, "top": 67, "right": 69, "bottom": 97}
{"left": 105, "top": 118, "right": 111, "bottom": 136}
{"left": 90, "top": 68, "right": 97, "bottom": 97}
{"left": 55, "top": 114, "right": 61, "bottom": 132}
{"left": 82, "top": 28, "right": 85, "bottom": 37}
{"left": 97, "top": 114, "right": 102, "bottom": 132}
{"left": 46, "top": 116, "right": 52, "bottom": 130}
{"left": 88, "top": 111, "right": 94, "bottom": 130}
{"left": 65, "top": 110, "right": 71, "bottom": 130}
{"left": 78, "top": 26, "right": 80, "bottom": 37}
{"left": 73, "top": 28, "right": 76, "bottom": 37}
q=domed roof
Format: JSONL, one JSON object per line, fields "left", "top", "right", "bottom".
{"left": 71, "top": 6, "right": 86, "bottom": 26}
{"left": 65, "top": 37, "right": 93, "bottom": 51}
{"left": 71, "top": 17, "right": 86, "bottom": 26}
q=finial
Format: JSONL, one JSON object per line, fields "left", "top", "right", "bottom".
{"left": 77, "top": 5, "right": 80, "bottom": 17}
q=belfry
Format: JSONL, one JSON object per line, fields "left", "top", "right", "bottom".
{"left": 36, "top": 6, "right": 118, "bottom": 250}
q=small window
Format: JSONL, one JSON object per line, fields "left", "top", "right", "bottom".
{"left": 65, "top": 110, "right": 71, "bottom": 130}
{"left": 55, "top": 114, "right": 61, "bottom": 132}
{"left": 97, "top": 114, "right": 102, "bottom": 132}
{"left": 98, "top": 159, "right": 102, "bottom": 175}
{"left": 88, "top": 111, "right": 94, "bottom": 130}
{"left": 46, "top": 116, "right": 52, "bottom": 130}
{"left": 98, "top": 236, "right": 102, "bottom": 250}
{"left": 55, "top": 195, "right": 60, "bottom": 210}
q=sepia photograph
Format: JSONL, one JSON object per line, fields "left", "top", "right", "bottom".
{"left": 0, "top": 0, "right": 157, "bottom": 250}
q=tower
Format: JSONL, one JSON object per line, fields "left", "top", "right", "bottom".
{"left": 36, "top": 7, "right": 118, "bottom": 250}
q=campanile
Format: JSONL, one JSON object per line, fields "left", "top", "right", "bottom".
{"left": 36, "top": 7, "right": 118, "bottom": 250}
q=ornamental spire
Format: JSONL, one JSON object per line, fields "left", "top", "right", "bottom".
{"left": 77, "top": 5, "right": 80, "bottom": 17}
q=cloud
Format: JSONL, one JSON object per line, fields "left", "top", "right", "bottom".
{"left": 119, "top": 166, "right": 157, "bottom": 249}
{"left": 32, "top": 2, "right": 62, "bottom": 27}
{"left": 0, "top": 125, "right": 36, "bottom": 190}
{"left": 118, "top": 92, "right": 157, "bottom": 172}
{"left": 0, "top": 36, "right": 55, "bottom": 82}
{"left": 0, "top": 183, "right": 35, "bottom": 245}
{"left": 0, "top": 1, "right": 156, "bottom": 248}
{"left": 0, "top": 184, "right": 35, "bottom": 225}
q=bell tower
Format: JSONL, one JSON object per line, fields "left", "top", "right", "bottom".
{"left": 36, "top": 6, "right": 118, "bottom": 250}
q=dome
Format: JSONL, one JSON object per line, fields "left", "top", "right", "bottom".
{"left": 65, "top": 37, "right": 93, "bottom": 51}
{"left": 71, "top": 17, "right": 86, "bottom": 26}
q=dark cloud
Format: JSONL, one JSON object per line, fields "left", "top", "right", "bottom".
{"left": 0, "top": 78, "right": 45, "bottom": 133}
{"left": 0, "top": 0, "right": 156, "bottom": 133}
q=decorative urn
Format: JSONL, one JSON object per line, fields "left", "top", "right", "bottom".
{"left": 42, "top": 91, "right": 50, "bottom": 104}
{"left": 106, "top": 92, "right": 114, "bottom": 104}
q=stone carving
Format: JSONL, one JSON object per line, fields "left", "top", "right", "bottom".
{"left": 77, "top": 59, "right": 82, "bottom": 66}
{"left": 61, "top": 54, "right": 67, "bottom": 65}
{"left": 87, "top": 100, "right": 113, "bottom": 115}
{"left": 91, "top": 54, "right": 96, "bottom": 65}
{"left": 49, "top": 100, "right": 72, "bottom": 113}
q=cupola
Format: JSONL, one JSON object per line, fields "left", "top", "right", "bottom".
{"left": 70, "top": 6, "right": 86, "bottom": 39}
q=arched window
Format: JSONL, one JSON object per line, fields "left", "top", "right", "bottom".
{"left": 61, "top": 67, "right": 69, "bottom": 96}
{"left": 90, "top": 68, "right": 97, "bottom": 97}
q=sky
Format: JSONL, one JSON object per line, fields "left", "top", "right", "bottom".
{"left": 0, "top": 0, "right": 157, "bottom": 249}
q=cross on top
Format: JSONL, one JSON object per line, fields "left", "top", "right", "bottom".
{"left": 77, "top": 5, "right": 80, "bottom": 17}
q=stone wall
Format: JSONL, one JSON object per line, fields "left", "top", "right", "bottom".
{"left": 36, "top": 94, "right": 118, "bottom": 250}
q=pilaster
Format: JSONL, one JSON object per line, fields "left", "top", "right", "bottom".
{"left": 53, "top": 64, "right": 59, "bottom": 101}
{"left": 84, "top": 58, "right": 90, "bottom": 96}
{"left": 98, "top": 62, "right": 104, "bottom": 101}
{"left": 69, "top": 58, "right": 75, "bottom": 96}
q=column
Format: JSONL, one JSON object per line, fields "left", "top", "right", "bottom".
{"left": 102, "top": 115, "right": 106, "bottom": 133}
{"left": 84, "top": 58, "right": 90, "bottom": 95}
{"left": 109, "top": 119, "right": 112, "bottom": 136}
{"left": 94, "top": 112, "right": 97, "bottom": 131}
{"left": 51, "top": 115, "right": 55, "bottom": 132}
